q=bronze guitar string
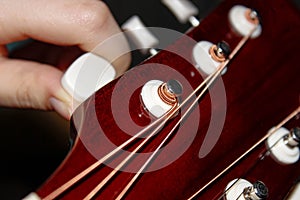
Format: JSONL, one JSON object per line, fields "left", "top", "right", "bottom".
{"left": 189, "top": 106, "right": 300, "bottom": 200}
{"left": 86, "top": 25, "right": 258, "bottom": 200}
{"left": 43, "top": 20, "right": 258, "bottom": 200}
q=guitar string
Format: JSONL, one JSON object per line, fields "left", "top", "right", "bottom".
{"left": 84, "top": 43, "right": 232, "bottom": 199}
{"left": 114, "top": 26, "right": 259, "bottom": 200}
{"left": 215, "top": 157, "right": 263, "bottom": 200}
{"left": 43, "top": 107, "right": 173, "bottom": 200}
{"left": 215, "top": 131, "right": 294, "bottom": 200}
{"left": 114, "top": 55, "right": 228, "bottom": 200}
{"left": 43, "top": 64, "right": 223, "bottom": 199}
{"left": 235, "top": 192, "right": 244, "bottom": 200}
{"left": 222, "top": 100, "right": 300, "bottom": 200}
{"left": 229, "top": 132, "right": 295, "bottom": 200}
{"left": 44, "top": 19, "right": 258, "bottom": 200}
{"left": 188, "top": 106, "right": 300, "bottom": 200}
{"left": 216, "top": 123, "right": 300, "bottom": 200}
{"left": 42, "top": 42, "right": 225, "bottom": 200}
{"left": 282, "top": 176, "right": 300, "bottom": 199}
{"left": 82, "top": 104, "right": 180, "bottom": 199}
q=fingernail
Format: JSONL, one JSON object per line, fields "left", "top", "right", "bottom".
{"left": 55, "top": 88, "right": 72, "bottom": 104}
{"left": 49, "top": 97, "right": 72, "bottom": 120}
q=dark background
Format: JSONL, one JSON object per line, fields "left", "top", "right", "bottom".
{"left": 0, "top": 0, "right": 299, "bottom": 199}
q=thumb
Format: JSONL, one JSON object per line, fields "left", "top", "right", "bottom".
{"left": 0, "top": 57, "right": 72, "bottom": 119}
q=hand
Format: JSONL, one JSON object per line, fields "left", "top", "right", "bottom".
{"left": 0, "top": 0, "right": 131, "bottom": 119}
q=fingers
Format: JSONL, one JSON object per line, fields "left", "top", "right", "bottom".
{"left": 0, "top": 57, "right": 72, "bottom": 119}
{"left": 0, "top": 0, "right": 131, "bottom": 75}
{"left": 0, "top": 0, "right": 131, "bottom": 119}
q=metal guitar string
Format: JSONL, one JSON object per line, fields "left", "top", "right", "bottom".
{"left": 215, "top": 73, "right": 300, "bottom": 200}
{"left": 82, "top": 104, "right": 180, "bottom": 199}
{"left": 235, "top": 192, "right": 244, "bottom": 200}
{"left": 42, "top": 42, "right": 227, "bottom": 200}
{"left": 189, "top": 106, "right": 300, "bottom": 200}
{"left": 85, "top": 43, "right": 233, "bottom": 199}
{"left": 113, "top": 26, "right": 258, "bottom": 200}
{"left": 215, "top": 159, "right": 262, "bottom": 200}
{"left": 215, "top": 131, "right": 294, "bottom": 200}
{"left": 283, "top": 176, "right": 300, "bottom": 199}
{"left": 114, "top": 55, "right": 229, "bottom": 200}
{"left": 44, "top": 19, "right": 258, "bottom": 200}
{"left": 43, "top": 58, "right": 223, "bottom": 199}
{"left": 43, "top": 106, "right": 175, "bottom": 200}
{"left": 231, "top": 130, "right": 299, "bottom": 200}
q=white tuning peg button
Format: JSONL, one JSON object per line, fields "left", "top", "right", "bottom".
{"left": 266, "top": 127, "right": 300, "bottom": 165}
{"left": 122, "top": 16, "right": 159, "bottom": 55}
{"left": 61, "top": 52, "right": 116, "bottom": 105}
{"left": 288, "top": 182, "right": 300, "bottom": 200}
{"left": 141, "top": 80, "right": 172, "bottom": 118}
{"left": 225, "top": 179, "right": 268, "bottom": 200}
{"left": 192, "top": 41, "right": 229, "bottom": 75}
{"left": 161, "top": 0, "right": 200, "bottom": 26}
{"left": 141, "top": 79, "right": 182, "bottom": 118}
{"left": 229, "top": 5, "right": 262, "bottom": 38}
{"left": 23, "top": 192, "right": 41, "bottom": 200}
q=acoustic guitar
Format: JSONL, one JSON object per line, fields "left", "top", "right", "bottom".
{"left": 24, "top": 0, "right": 300, "bottom": 199}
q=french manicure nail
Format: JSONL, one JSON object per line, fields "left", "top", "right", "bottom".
{"left": 49, "top": 97, "right": 72, "bottom": 120}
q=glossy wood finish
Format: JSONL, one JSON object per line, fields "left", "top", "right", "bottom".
{"left": 37, "top": 0, "right": 300, "bottom": 199}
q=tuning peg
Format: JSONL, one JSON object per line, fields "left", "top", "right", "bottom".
{"left": 266, "top": 127, "right": 300, "bottom": 164}
{"left": 140, "top": 79, "right": 182, "bottom": 118}
{"left": 61, "top": 53, "right": 116, "bottom": 107}
{"left": 122, "top": 16, "right": 159, "bottom": 55}
{"left": 225, "top": 179, "right": 268, "bottom": 200}
{"left": 285, "top": 127, "right": 300, "bottom": 147}
{"left": 229, "top": 5, "right": 262, "bottom": 38}
{"left": 161, "top": 0, "right": 200, "bottom": 27}
{"left": 192, "top": 40, "right": 230, "bottom": 75}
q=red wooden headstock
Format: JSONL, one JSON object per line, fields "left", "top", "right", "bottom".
{"left": 26, "top": 0, "right": 300, "bottom": 199}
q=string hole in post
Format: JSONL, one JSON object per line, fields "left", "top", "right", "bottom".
{"left": 228, "top": 5, "right": 262, "bottom": 38}
{"left": 225, "top": 179, "right": 268, "bottom": 200}
{"left": 192, "top": 41, "right": 230, "bottom": 75}
{"left": 141, "top": 80, "right": 182, "bottom": 118}
{"left": 266, "top": 127, "right": 300, "bottom": 164}
{"left": 209, "top": 41, "right": 231, "bottom": 62}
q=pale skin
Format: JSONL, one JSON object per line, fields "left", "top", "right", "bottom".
{"left": 0, "top": 0, "right": 131, "bottom": 119}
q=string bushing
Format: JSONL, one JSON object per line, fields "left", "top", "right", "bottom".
{"left": 245, "top": 9, "right": 260, "bottom": 25}
{"left": 158, "top": 80, "right": 182, "bottom": 106}
{"left": 209, "top": 41, "right": 231, "bottom": 62}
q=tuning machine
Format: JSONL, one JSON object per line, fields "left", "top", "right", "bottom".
{"left": 61, "top": 53, "right": 116, "bottom": 108}
{"left": 140, "top": 79, "right": 182, "bottom": 118}
{"left": 266, "top": 127, "right": 300, "bottom": 164}
{"left": 192, "top": 40, "right": 231, "bottom": 75}
{"left": 229, "top": 5, "right": 262, "bottom": 38}
{"left": 122, "top": 16, "right": 159, "bottom": 56}
{"left": 225, "top": 179, "right": 268, "bottom": 200}
{"left": 161, "top": 0, "right": 200, "bottom": 27}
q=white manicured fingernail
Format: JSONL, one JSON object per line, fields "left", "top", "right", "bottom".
{"left": 49, "top": 97, "right": 71, "bottom": 120}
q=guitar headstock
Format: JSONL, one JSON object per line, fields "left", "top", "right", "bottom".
{"left": 24, "top": 0, "right": 300, "bottom": 199}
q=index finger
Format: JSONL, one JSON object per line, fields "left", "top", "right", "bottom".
{"left": 0, "top": 0, "right": 131, "bottom": 75}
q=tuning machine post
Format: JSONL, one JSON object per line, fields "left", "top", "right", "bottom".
{"left": 192, "top": 40, "right": 231, "bottom": 75}
{"left": 266, "top": 127, "right": 300, "bottom": 164}
{"left": 229, "top": 5, "right": 262, "bottom": 38}
{"left": 284, "top": 127, "right": 300, "bottom": 147}
{"left": 225, "top": 179, "right": 268, "bottom": 200}
{"left": 140, "top": 79, "right": 182, "bottom": 118}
